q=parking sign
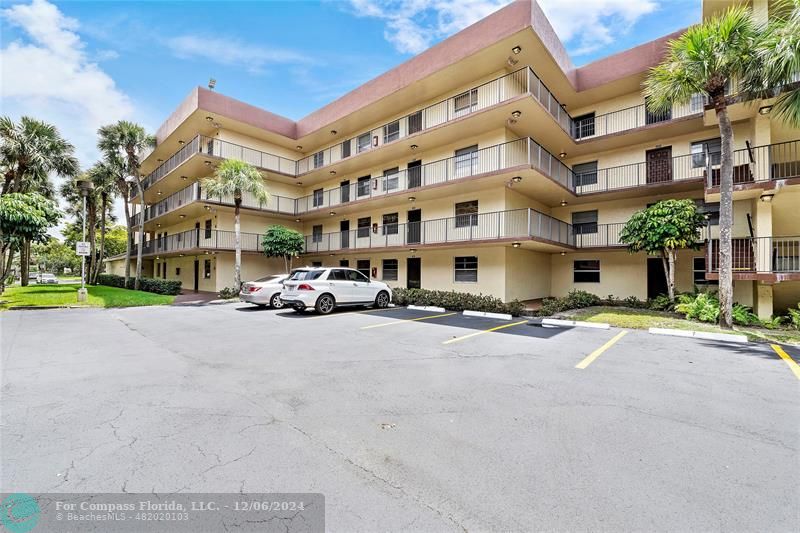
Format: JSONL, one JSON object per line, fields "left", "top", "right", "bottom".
{"left": 75, "top": 241, "right": 90, "bottom": 256}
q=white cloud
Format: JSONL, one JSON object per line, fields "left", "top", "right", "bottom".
{"left": 166, "top": 35, "right": 311, "bottom": 74}
{"left": 346, "top": 0, "right": 658, "bottom": 57}
{"left": 1, "top": 0, "right": 135, "bottom": 166}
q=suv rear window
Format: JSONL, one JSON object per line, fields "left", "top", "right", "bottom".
{"left": 289, "top": 270, "right": 325, "bottom": 281}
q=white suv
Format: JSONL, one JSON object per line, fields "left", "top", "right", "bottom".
{"left": 280, "top": 267, "right": 392, "bottom": 314}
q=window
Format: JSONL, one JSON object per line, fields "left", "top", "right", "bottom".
{"left": 573, "top": 260, "right": 600, "bottom": 283}
{"left": 313, "top": 188, "right": 324, "bottom": 207}
{"left": 382, "top": 259, "right": 398, "bottom": 281}
{"left": 341, "top": 140, "right": 351, "bottom": 159}
{"left": 408, "top": 110, "right": 423, "bottom": 134}
{"left": 313, "top": 151, "right": 324, "bottom": 168}
{"left": 454, "top": 256, "right": 478, "bottom": 282}
{"left": 573, "top": 161, "right": 598, "bottom": 187}
{"left": 312, "top": 224, "right": 323, "bottom": 243}
{"left": 357, "top": 217, "right": 371, "bottom": 238}
{"left": 311, "top": 261, "right": 322, "bottom": 267}
{"left": 204, "top": 219, "right": 212, "bottom": 239}
{"left": 691, "top": 138, "right": 721, "bottom": 168}
{"left": 156, "top": 263, "right": 161, "bottom": 277}
{"left": 455, "top": 200, "right": 479, "bottom": 228}
{"left": 383, "top": 167, "right": 399, "bottom": 191}
{"left": 693, "top": 257, "right": 709, "bottom": 284}
{"left": 357, "top": 176, "right": 371, "bottom": 197}
{"left": 357, "top": 133, "right": 371, "bottom": 153}
{"left": 203, "top": 259, "right": 211, "bottom": 279}
{"left": 290, "top": 269, "right": 324, "bottom": 281}
{"left": 356, "top": 259, "right": 370, "bottom": 278}
{"left": 382, "top": 213, "right": 399, "bottom": 235}
{"left": 454, "top": 145, "right": 478, "bottom": 175}
{"left": 175, "top": 267, "right": 181, "bottom": 276}
{"left": 383, "top": 121, "right": 400, "bottom": 143}
{"left": 573, "top": 112, "right": 595, "bottom": 138}
{"left": 339, "top": 259, "right": 349, "bottom": 267}
{"left": 572, "top": 210, "right": 598, "bottom": 234}
{"left": 454, "top": 89, "right": 478, "bottom": 113}
{"left": 696, "top": 200, "right": 719, "bottom": 226}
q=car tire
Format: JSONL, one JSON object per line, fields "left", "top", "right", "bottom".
{"left": 315, "top": 294, "right": 335, "bottom": 315}
{"left": 374, "top": 290, "right": 390, "bottom": 308}
{"left": 270, "top": 293, "right": 284, "bottom": 309}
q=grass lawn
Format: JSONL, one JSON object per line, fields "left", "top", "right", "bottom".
{"left": 0, "top": 284, "right": 174, "bottom": 309}
{"left": 569, "top": 306, "right": 800, "bottom": 345}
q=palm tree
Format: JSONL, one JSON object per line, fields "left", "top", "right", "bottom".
{"left": 201, "top": 159, "right": 269, "bottom": 290}
{"left": 86, "top": 162, "right": 117, "bottom": 283}
{"left": 743, "top": 0, "right": 800, "bottom": 127}
{"left": 97, "top": 121, "right": 155, "bottom": 290}
{"left": 643, "top": 6, "right": 759, "bottom": 329}
{"left": 60, "top": 175, "right": 99, "bottom": 282}
{"left": 102, "top": 153, "right": 134, "bottom": 285}
{"left": 0, "top": 116, "right": 78, "bottom": 285}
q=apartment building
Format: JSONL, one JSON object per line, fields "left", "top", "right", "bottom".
{"left": 107, "top": 0, "right": 799, "bottom": 318}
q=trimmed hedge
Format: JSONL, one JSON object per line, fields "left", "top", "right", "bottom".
{"left": 96, "top": 274, "right": 182, "bottom": 296}
{"left": 391, "top": 287, "right": 524, "bottom": 316}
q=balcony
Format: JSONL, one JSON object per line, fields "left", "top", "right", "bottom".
{"left": 703, "top": 139, "right": 800, "bottom": 189}
{"left": 131, "top": 182, "right": 297, "bottom": 228}
{"left": 573, "top": 98, "right": 704, "bottom": 140}
{"left": 304, "top": 208, "right": 574, "bottom": 254}
{"left": 707, "top": 236, "right": 800, "bottom": 281}
{"left": 133, "top": 229, "right": 265, "bottom": 257}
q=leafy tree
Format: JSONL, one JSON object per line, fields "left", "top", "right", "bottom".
{"left": 619, "top": 199, "right": 706, "bottom": 302}
{"left": 103, "top": 225, "right": 128, "bottom": 258}
{"left": 0, "top": 116, "right": 78, "bottom": 285}
{"left": 0, "top": 192, "right": 60, "bottom": 292}
{"left": 98, "top": 121, "right": 155, "bottom": 290}
{"left": 32, "top": 237, "right": 80, "bottom": 275}
{"left": 202, "top": 159, "right": 270, "bottom": 288}
{"left": 262, "top": 225, "right": 304, "bottom": 273}
{"left": 743, "top": 0, "right": 800, "bottom": 127}
{"left": 643, "top": 7, "right": 759, "bottom": 328}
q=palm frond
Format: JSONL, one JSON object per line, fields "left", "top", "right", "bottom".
{"left": 201, "top": 159, "right": 270, "bottom": 206}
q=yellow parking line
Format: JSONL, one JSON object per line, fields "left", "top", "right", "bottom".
{"left": 361, "top": 312, "right": 457, "bottom": 329}
{"left": 304, "top": 307, "right": 401, "bottom": 320}
{"left": 441, "top": 320, "right": 529, "bottom": 345}
{"left": 771, "top": 344, "right": 800, "bottom": 380}
{"left": 575, "top": 330, "right": 628, "bottom": 369}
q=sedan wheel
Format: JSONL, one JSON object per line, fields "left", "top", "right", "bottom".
{"left": 315, "top": 294, "right": 335, "bottom": 315}
{"left": 270, "top": 293, "right": 284, "bottom": 309}
{"left": 375, "top": 291, "right": 390, "bottom": 308}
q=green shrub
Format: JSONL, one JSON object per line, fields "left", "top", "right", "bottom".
{"left": 675, "top": 292, "right": 719, "bottom": 323}
{"left": 761, "top": 315, "right": 785, "bottom": 330}
{"left": 391, "top": 288, "right": 524, "bottom": 316}
{"left": 218, "top": 287, "right": 239, "bottom": 299}
{"left": 787, "top": 304, "right": 800, "bottom": 330}
{"left": 96, "top": 274, "right": 182, "bottom": 295}
{"left": 536, "top": 290, "right": 601, "bottom": 316}
{"left": 622, "top": 295, "right": 648, "bottom": 309}
{"left": 732, "top": 304, "right": 761, "bottom": 326}
{"left": 648, "top": 294, "right": 674, "bottom": 311}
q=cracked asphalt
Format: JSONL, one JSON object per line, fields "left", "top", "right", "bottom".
{"left": 2, "top": 304, "right": 798, "bottom": 532}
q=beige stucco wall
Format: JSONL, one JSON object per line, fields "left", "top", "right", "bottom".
{"left": 504, "top": 248, "right": 551, "bottom": 301}
{"left": 773, "top": 281, "right": 800, "bottom": 313}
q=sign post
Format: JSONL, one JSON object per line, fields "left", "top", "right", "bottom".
{"left": 75, "top": 180, "right": 94, "bottom": 302}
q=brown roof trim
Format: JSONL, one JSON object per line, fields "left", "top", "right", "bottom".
{"left": 155, "top": 0, "right": 688, "bottom": 144}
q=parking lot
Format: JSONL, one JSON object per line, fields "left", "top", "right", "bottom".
{"left": 2, "top": 304, "right": 798, "bottom": 531}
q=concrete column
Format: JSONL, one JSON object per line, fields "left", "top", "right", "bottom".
{"left": 752, "top": 197, "right": 773, "bottom": 272}
{"left": 751, "top": 113, "right": 772, "bottom": 146}
{"left": 753, "top": 282, "right": 774, "bottom": 320}
{"left": 751, "top": 0, "right": 769, "bottom": 24}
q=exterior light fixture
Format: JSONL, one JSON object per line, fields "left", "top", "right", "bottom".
{"left": 758, "top": 105, "right": 773, "bottom": 115}
{"left": 410, "top": 144, "right": 418, "bottom": 150}
{"left": 512, "top": 242, "right": 521, "bottom": 248}
{"left": 296, "top": 145, "right": 302, "bottom": 150}
{"left": 205, "top": 205, "right": 211, "bottom": 210}
{"left": 295, "top": 218, "right": 301, "bottom": 222}
{"left": 560, "top": 200, "right": 568, "bottom": 206}
{"left": 560, "top": 251, "right": 566, "bottom": 256}
{"left": 204, "top": 161, "right": 211, "bottom": 166}
{"left": 330, "top": 170, "right": 336, "bottom": 175}
{"left": 760, "top": 193, "right": 775, "bottom": 202}
{"left": 157, "top": 159, "right": 163, "bottom": 163}
{"left": 512, "top": 46, "right": 522, "bottom": 54}
{"left": 157, "top": 190, "right": 162, "bottom": 195}
{"left": 179, "top": 253, "right": 185, "bottom": 257}
{"left": 511, "top": 110, "right": 522, "bottom": 118}
{"left": 205, "top": 116, "right": 213, "bottom": 122}
{"left": 178, "top": 140, "right": 185, "bottom": 145}
{"left": 330, "top": 130, "right": 337, "bottom": 135}
{"left": 329, "top": 211, "right": 336, "bottom": 216}
{"left": 511, "top": 176, "right": 522, "bottom": 183}
{"left": 408, "top": 196, "right": 416, "bottom": 202}
{"left": 157, "top": 224, "right": 161, "bottom": 228}
{"left": 329, "top": 253, "right": 334, "bottom": 256}
{"left": 507, "top": 57, "right": 519, "bottom": 67}
{"left": 409, "top": 248, "right": 417, "bottom": 254}
{"left": 179, "top": 215, "right": 186, "bottom": 219}
{"left": 559, "top": 151, "right": 567, "bottom": 158}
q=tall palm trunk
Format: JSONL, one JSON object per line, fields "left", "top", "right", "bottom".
{"left": 93, "top": 193, "right": 108, "bottom": 283}
{"left": 715, "top": 103, "right": 734, "bottom": 329}
{"left": 122, "top": 194, "right": 132, "bottom": 286}
{"left": 234, "top": 198, "right": 242, "bottom": 290}
{"left": 87, "top": 198, "right": 97, "bottom": 285}
{"left": 134, "top": 179, "right": 145, "bottom": 290}
{"left": 20, "top": 240, "right": 30, "bottom": 286}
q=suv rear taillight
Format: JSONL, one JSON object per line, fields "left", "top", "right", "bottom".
{"left": 297, "top": 283, "right": 314, "bottom": 291}
{"left": 248, "top": 286, "right": 261, "bottom": 292}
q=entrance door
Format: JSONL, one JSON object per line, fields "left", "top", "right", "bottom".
{"left": 407, "top": 160, "right": 422, "bottom": 189}
{"left": 646, "top": 147, "right": 673, "bottom": 184}
{"left": 647, "top": 258, "right": 668, "bottom": 299}
{"left": 162, "top": 260, "right": 167, "bottom": 280}
{"left": 340, "top": 180, "right": 350, "bottom": 203}
{"left": 195, "top": 222, "right": 200, "bottom": 248}
{"left": 406, "top": 258, "right": 421, "bottom": 289}
{"left": 407, "top": 209, "right": 421, "bottom": 244}
{"left": 340, "top": 220, "right": 350, "bottom": 249}
{"left": 193, "top": 260, "right": 199, "bottom": 292}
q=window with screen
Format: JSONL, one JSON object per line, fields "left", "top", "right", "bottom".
{"left": 573, "top": 260, "right": 600, "bottom": 283}
{"left": 454, "top": 89, "right": 478, "bottom": 113}
{"left": 572, "top": 210, "right": 598, "bottom": 234}
{"left": 382, "top": 259, "right": 398, "bottom": 281}
{"left": 573, "top": 112, "right": 595, "bottom": 138}
{"left": 454, "top": 145, "right": 478, "bottom": 175}
{"left": 383, "top": 121, "right": 400, "bottom": 143}
{"left": 691, "top": 138, "right": 721, "bottom": 168}
{"left": 455, "top": 200, "right": 478, "bottom": 228}
{"left": 357, "top": 217, "right": 371, "bottom": 238}
{"left": 357, "top": 176, "right": 371, "bottom": 197}
{"left": 313, "top": 188, "right": 323, "bottom": 207}
{"left": 573, "top": 161, "right": 598, "bottom": 187}
{"left": 312, "top": 225, "right": 323, "bottom": 243}
{"left": 357, "top": 133, "right": 371, "bottom": 153}
{"left": 313, "top": 151, "right": 324, "bottom": 168}
{"left": 454, "top": 256, "right": 478, "bottom": 282}
{"left": 383, "top": 167, "right": 399, "bottom": 191}
{"left": 356, "top": 260, "right": 370, "bottom": 278}
{"left": 204, "top": 219, "right": 212, "bottom": 239}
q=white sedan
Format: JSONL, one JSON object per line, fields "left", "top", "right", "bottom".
{"left": 239, "top": 274, "right": 290, "bottom": 308}
{"left": 280, "top": 267, "right": 392, "bottom": 314}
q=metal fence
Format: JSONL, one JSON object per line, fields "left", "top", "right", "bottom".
{"left": 707, "top": 236, "right": 800, "bottom": 273}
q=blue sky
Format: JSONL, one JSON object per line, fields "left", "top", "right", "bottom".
{"left": 2, "top": 0, "right": 698, "bottom": 172}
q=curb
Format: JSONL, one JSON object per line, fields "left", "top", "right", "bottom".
{"left": 408, "top": 305, "right": 446, "bottom": 312}
{"left": 462, "top": 310, "right": 512, "bottom": 320}
{"left": 541, "top": 318, "right": 610, "bottom": 329}
{"left": 209, "top": 299, "right": 239, "bottom": 305}
{"left": 648, "top": 327, "right": 748, "bottom": 343}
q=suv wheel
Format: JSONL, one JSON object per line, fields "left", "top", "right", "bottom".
{"left": 270, "top": 293, "right": 284, "bottom": 309}
{"left": 375, "top": 291, "right": 390, "bottom": 308}
{"left": 315, "top": 294, "right": 335, "bottom": 315}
